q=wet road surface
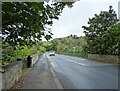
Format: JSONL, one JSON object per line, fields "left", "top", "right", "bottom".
{"left": 46, "top": 53, "right": 119, "bottom": 89}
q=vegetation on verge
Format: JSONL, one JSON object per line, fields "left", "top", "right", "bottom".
{"left": 1, "top": 42, "right": 46, "bottom": 65}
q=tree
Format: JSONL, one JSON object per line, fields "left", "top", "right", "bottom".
{"left": 1, "top": 1, "right": 76, "bottom": 64}
{"left": 82, "top": 6, "right": 119, "bottom": 55}
{"left": 2, "top": 2, "right": 74, "bottom": 46}
{"left": 51, "top": 35, "right": 87, "bottom": 54}
{"left": 102, "top": 24, "right": 120, "bottom": 55}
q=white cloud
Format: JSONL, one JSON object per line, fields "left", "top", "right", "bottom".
{"left": 50, "top": 0, "right": 120, "bottom": 39}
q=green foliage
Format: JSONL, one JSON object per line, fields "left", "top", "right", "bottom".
{"left": 1, "top": 42, "right": 46, "bottom": 66}
{"left": 1, "top": 1, "right": 75, "bottom": 65}
{"left": 41, "top": 41, "right": 53, "bottom": 51}
{"left": 2, "top": 44, "right": 31, "bottom": 63}
{"left": 2, "top": 2, "right": 74, "bottom": 46}
{"left": 29, "top": 43, "right": 45, "bottom": 55}
{"left": 50, "top": 35, "right": 87, "bottom": 57}
{"left": 82, "top": 6, "right": 119, "bottom": 55}
{"left": 39, "top": 46, "right": 46, "bottom": 52}
{"left": 11, "top": 46, "right": 31, "bottom": 61}
{"left": 2, "top": 43, "right": 14, "bottom": 62}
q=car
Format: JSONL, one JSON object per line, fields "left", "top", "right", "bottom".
{"left": 49, "top": 52, "right": 55, "bottom": 56}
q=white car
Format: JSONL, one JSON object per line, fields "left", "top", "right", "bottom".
{"left": 49, "top": 52, "right": 55, "bottom": 56}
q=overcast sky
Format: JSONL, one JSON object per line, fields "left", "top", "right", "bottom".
{"left": 48, "top": 0, "right": 120, "bottom": 39}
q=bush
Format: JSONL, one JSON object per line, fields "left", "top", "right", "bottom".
{"left": 1, "top": 43, "right": 46, "bottom": 66}
{"left": 11, "top": 46, "right": 31, "bottom": 61}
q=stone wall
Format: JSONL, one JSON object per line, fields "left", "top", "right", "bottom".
{"left": 0, "top": 54, "right": 39, "bottom": 90}
{"left": 31, "top": 54, "right": 39, "bottom": 66}
{"left": 2, "top": 61, "right": 23, "bottom": 90}
{"left": 88, "top": 54, "right": 119, "bottom": 64}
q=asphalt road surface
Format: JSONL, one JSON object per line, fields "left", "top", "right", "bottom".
{"left": 46, "top": 53, "right": 119, "bottom": 89}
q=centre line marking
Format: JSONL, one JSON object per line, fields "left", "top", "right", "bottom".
{"left": 51, "top": 61, "right": 56, "bottom": 67}
{"left": 63, "top": 58, "right": 87, "bottom": 66}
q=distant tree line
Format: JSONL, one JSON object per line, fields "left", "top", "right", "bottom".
{"left": 50, "top": 35, "right": 87, "bottom": 57}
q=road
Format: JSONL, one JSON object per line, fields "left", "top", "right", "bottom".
{"left": 46, "top": 53, "right": 119, "bottom": 89}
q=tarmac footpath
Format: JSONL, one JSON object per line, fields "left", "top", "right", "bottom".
{"left": 10, "top": 54, "right": 61, "bottom": 89}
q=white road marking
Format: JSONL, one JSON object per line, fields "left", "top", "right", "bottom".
{"left": 64, "top": 58, "right": 87, "bottom": 66}
{"left": 61, "top": 57, "right": 113, "bottom": 66}
{"left": 56, "top": 55, "right": 87, "bottom": 66}
{"left": 51, "top": 61, "right": 56, "bottom": 67}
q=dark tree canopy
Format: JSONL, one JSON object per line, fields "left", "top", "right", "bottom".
{"left": 82, "top": 6, "right": 119, "bottom": 55}
{"left": 2, "top": 2, "right": 74, "bottom": 46}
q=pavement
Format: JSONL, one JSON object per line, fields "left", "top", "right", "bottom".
{"left": 11, "top": 54, "right": 59, "bottom": 89}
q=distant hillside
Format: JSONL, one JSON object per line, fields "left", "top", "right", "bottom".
{"left": 51, "top": 35, "right": 87, "bottom": 55}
